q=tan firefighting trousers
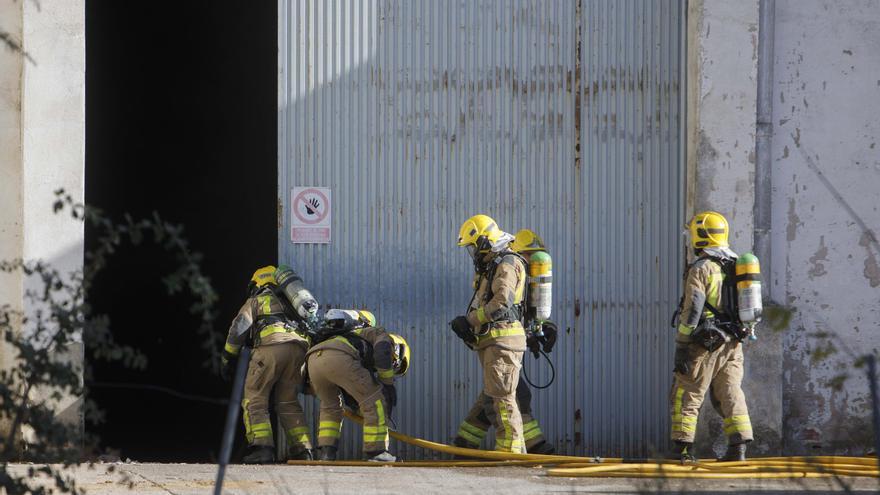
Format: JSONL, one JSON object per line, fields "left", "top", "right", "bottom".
{"left": 307, "top": 348, "right": 391, "bottom": 454}
{"left": 670, "top": 340, "right": 753, "bottom": 444}
{"left": 455, "top": 376, "right": 545, "bottom": 451}
{"left": 241, "top": 342, "right": 312, "bottom": 453}
{"left": 458, "top": 345, "right": 525, "bottom": 452}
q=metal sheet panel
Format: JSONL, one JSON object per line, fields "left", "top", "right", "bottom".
{"left": 279, "top": 0, "right": 686, "bottom": 459}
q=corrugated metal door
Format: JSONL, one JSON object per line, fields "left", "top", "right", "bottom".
{"left": 278, "top": 0, "right": 686, "bottom": 459}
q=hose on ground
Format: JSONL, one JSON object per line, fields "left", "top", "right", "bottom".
{"left": 282, "top": 411, "right": 880, "bottom": 479}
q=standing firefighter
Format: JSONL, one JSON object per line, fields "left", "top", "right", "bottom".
{"left": 220, "top": 265, "right": 319, "bottom": 464}
{"left": 450, "top": 214, "right": 528, "bottom": 453}
{"left": 452, "top": 228, "right": 557, "bottom": 455}
{"left": 669, "top": 211, "right": 762, "bottom": 462}
{"left": 306, "top": 309, "right": 410, "bottom": 462}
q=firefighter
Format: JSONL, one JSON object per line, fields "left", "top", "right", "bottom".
{"left": 220, "top": 265, "right": 319, "bottom": 464}
{"left": 453, "top": 229, "right": 556, "bottom": 455}
{"left": 306, "top": 309, "right": 410, "bottom": 462}
{"left": 669, "top": 211, "right": 753, "bottom": 461}
{"left": 450, "top": 214, "right": 528, "bottom": 453}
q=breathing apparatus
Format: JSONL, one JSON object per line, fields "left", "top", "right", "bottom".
{"left": 511, "top": 229, "right": 557, "bottom": 389}
{"left": 246, "top": 265, "right": 321, "bottom": 338}
{"left": 673, "top": 212, "right": 763, "bottom": 343}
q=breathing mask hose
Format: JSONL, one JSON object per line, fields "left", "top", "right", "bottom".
{"left": 521, "top": 349, "right": 556, "bottom": 389}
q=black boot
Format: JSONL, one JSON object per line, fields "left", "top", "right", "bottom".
{"left": 665, "top": 441, "right": 695, "bottom": 462}
{"left": 527, "top": 441, "right": 556, "bottom": 455}
{"left": 242, "top": 445, "right": 275, "bottom": 464}
{"left": 287, "top": 447, "right": 313, "bottom": 461}
{"left": 317, "top": 446, "right": 337, "bottom": 461}
{"left": 452, "top": 437, "right": 480, "bottom": 460}
{"left": 719, "top": 443, "right": 747, "bottom": 462}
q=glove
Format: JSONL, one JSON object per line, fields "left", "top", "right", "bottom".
{"left": 540, "top": 321, "right": 558, "bottom": 353}
{"left": 449, "top": 316, "right": 476, "bottom": 346}
{"left": 673, "top": 344, "right": 690, "bottom": 375}
{"left": 382, "top": 383, "right": 397, "bottom": 409}
{"left": 526, "top": 335, "right": 542, "bottom": 359}
{"left": 220, "top": 359, "right": 236, "bottom": 383}
{"left": 220, "top": 355, "right": 236, "bottom": 383}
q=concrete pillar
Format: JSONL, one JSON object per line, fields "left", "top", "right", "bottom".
{"left": 687, "top": 0, "right": 783, "bottom": 456}
{"left": 0, "top": 0, "right": 85, "bottom": 447}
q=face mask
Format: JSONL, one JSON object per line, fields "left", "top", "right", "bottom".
{"left": 466, "top": 245, "right": 478, "bottom": 260}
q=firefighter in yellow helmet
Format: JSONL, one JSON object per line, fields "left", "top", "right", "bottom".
{"left": 450, "top": 214, "right": 528, "bottom": 453}
{"left": 306, "top": 309, "right": 410, "bottom": 462}
{"left": 452, "top": 228, "right": 556, "bottom": 455}
{"left": 669, "top": 211, "right": 753, "bottom": 461}
{"left": 220, "top": 265, "right": 320, "bottom": 464}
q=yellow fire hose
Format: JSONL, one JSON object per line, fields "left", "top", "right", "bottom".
{"left": 284, "top": 411, "right": 880, "bottom": 479}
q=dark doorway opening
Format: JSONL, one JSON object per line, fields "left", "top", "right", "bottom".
{"left": 85, "top": 1, "right": 277, "bottom": 462}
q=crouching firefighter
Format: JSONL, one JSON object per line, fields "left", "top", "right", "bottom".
{"left": 220, "top": 265, "right": 320, "bottom": 464}
{"left": 668, "top": 211, "right": 762, "bottom": 462}
{"left": 450, "top": 214, "right": 528, "bottom": 453}
{"left": 305, "top": 309, "right": 411, "bottom": 462}
{"left": 452, "top": 228, "right": 558, "bottom": 455}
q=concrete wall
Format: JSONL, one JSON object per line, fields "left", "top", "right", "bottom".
{"left": 692, "top": 0, "right": 880, "bottom": 456}
{"left": 688, "top": 0, "right": 786, "bottom": 457}
{"left": 0, "top": 0, "right": 85, "bottom": 442}
{"left": 771, "top": 0, "right": 880, "bottom": 455}
{"left": 0, "top": 0, "right": 25, "bottom": 440}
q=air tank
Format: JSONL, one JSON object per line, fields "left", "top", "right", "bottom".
{"left": 528, "top": 251, "right": 552, "bottom": 321}
{"left": 274, "top": 265, "right": 319, "bottom": 320}
{"left": 735, "top": 253, "right": 762, "bottom": 325}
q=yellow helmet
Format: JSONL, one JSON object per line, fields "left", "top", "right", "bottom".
{"left": 457, "top": 214, "right": 502, "bottom": 251}
{"left": 389, "top": 333, "right": 411, "bottom": 376}
{"left": 511, "top": 229, "right": 546, "bottom": 253}
{"left": 688, "top": 211, "right": 729, "bottom": 248}
{"left": 357, "top": 310, "right": 377, "bottom": 327}
{"left": 251, "top": 266, "right": 277, "bottom": 287}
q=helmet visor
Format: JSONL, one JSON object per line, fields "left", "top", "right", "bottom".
{"left": 466, "top": 244, "right": 478, "bottom": 260}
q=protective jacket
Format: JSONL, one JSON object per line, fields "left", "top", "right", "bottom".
{"left": 224, "top": 285, "right": 313, "bottom": 455}
{"left": 223, "top": 286, "right": 310, "bottom": 357}
{"left": 307, "top": 326, "right": 397, "bottom": 385}
{"left": 675, "top": 256, "right": 726, "bottom": 344}
{"left": 670, "top": 252, "right": 752, "bottom": 445}
{"left": 465, "top": 250, "right": 528, "bottom": 351}
{"left": 306, "top": 326, "right": 397, "bottom": 455}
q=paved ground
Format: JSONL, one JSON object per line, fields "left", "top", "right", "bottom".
{"left": 8, "top": 463, "right": 880, "bottom": 494}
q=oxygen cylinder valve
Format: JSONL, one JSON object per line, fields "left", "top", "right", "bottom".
{"left": 526, "top": 321, "right": 545, "bottom": 359}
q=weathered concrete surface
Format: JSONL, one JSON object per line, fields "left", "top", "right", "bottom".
{"left": 0, "top": 0, "right": 86, "bottom": 443}
{"left": 770, "top": 0, "right": 880, "bottom": 455}
{"left": 689, "top": 0, "right": 759, "bottom": 246}
{"left": 688, "top": 0, "right": 784, "bottom": 458}
{"left": 0, "top": 0, "right": 25, "bottom": 442}
{"left": 7, "top": 463, "right": 879, "bottom": 495}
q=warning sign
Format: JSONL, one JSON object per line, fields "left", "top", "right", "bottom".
{"left": 291, "top": 187, "right": 331, "bottom": 243}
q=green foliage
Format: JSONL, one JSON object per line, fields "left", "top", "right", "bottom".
{"left": 810, "top": 341, "right": 839, "bottom": 365}
{"left": 0, "top": 191, "right": 221, "bottom": 494}
{"left": 763, "top": 303, "right": 795, "bottom": 332}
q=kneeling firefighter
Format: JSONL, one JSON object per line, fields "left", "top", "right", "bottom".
{"left": 220, "top": 265, "right": 320, "bottom": 464}
{"left": 305, "top": 309, "right": 410, "bottom": 462}
{"left": 452, "top": 228, "right": 558, "bottom": 455}
{"left": 450, "top": 214, "right": 528, "bottom": 453}
{"left": 669, "top": 211, "right": 762, "bottom": 461}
